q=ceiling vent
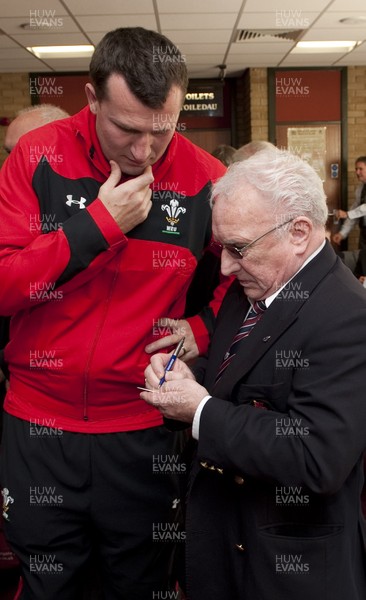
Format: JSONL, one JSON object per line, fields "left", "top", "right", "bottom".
{"left": 235, "top": 29, "right": 305, "bottom": 42}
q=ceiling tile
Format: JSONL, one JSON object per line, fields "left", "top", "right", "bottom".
{"left": 160, "top": 13, "right": 238, "bottom": 29}
{"left": 243, "top": 0, "right": 330, "bottom": 11}
{"left": 238, "top": 11, "right": 318, "bottom": 29}
{"left": 0, "top": 0, "right": 67, "bottom": 18}
{"left": 157, "top": 0, "right": 242, "bottom": 13}
{"left": 66, "top": 0, "right": 154, "bottom": 15}
{"left": 77, "top": 14, "right": 158, "bottom": 31}
{"left": 11, "top": 32, "right": 90, "bottom": 46}
{"left": 0, "top": 16, "right": 81, "bottom": 36}
{"left": 162, "top": 30, "right": 232, "bottom": 44}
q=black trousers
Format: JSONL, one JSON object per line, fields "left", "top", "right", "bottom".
{"left": 0, "top": 413, "right": 184, "bottom": 600}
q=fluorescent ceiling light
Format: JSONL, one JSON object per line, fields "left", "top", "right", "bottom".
{"left": 27, "top": 45, "right": 94, "bottom": 59}
{"left": 293, "top": 41, "right": 358, "bottom": 53}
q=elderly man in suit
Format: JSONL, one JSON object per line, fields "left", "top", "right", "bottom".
{"left": 141, "top": 147, "right": 366, "bottom": 600}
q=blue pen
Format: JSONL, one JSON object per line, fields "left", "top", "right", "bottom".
{"left": 158, "top": 337, "right": 185, "bottom": 388}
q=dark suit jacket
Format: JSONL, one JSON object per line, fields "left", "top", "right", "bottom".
{"left": 186, "top": 242, "right": 366, "bottom": 600}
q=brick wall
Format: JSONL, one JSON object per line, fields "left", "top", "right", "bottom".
{"left": 235, "top": 67, "right": 268, "bottom": 147}
{"left": 0, "top": 73, "right": 31, "bottom": 165}
{"left": 249, "top": 68, "right": 268, "bottom": 142}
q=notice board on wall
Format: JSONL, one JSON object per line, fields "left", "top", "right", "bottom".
{"left": 287, "top": 126, "right": 327, "bottom": 181}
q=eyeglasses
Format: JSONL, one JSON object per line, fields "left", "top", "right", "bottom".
{"left": 219, "top": 218, "right": 294, "bottom": 259}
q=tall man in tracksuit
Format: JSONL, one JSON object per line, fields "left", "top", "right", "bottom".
{"left": 0, "top": 27, "right": 228, "bottom": 599}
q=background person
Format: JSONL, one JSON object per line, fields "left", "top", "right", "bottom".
{"left": 0, "top": 103, "right": 70, "bottom": 399}
{"left": 142, "top": 147, "right": 366, "bottom": 600}
{"left": 0, "top": 27, "right": 229, "bottom": 599}
{"left": 353, "top": 248, "right": 366, "bottom": 285}
{"left": 3, "top": 104, "right": 69, "bottom": 154}
{"left": 211, "top": 144, "right": 236, "bottom": 167}
{"left": 232, "top": 139, "right": 275, "bottom": 162}
{"left": 332, "top": 156, "right": 366, "bottom": 249}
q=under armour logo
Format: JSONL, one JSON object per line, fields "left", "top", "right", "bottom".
{"left": 66, "top": 195, "right": 86, "bottom": 209}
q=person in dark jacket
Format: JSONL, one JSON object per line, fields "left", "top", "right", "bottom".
{"left": 142, "top": 147, "right": 366, "bottom": 600}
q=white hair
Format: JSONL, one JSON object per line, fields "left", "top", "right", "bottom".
{"left": 211, "top": 147, "right": 328, "bottom": 228}
{"left": 232, "top": 140, "right": 275, "bottom": 162}
{"left": 17, "top": 104, "right": 69, "bottom": 123}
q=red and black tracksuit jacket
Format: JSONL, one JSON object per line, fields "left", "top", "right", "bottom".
{"left": 0, "top": 106, "right": 228, "bottom": 433}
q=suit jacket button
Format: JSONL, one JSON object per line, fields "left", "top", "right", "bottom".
{"left": 234, "top": 475, "right": 245, "bottom": 485}
{"left": 235, "top": 544, "right": 245, "bottom": 552}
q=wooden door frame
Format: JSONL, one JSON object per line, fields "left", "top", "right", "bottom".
{"left": 267, "top": 67, "right": 348, "bottom": 210}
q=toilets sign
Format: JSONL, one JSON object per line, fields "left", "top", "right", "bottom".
{"left": 181, "top": 85, "right": 224, "bottom": 117}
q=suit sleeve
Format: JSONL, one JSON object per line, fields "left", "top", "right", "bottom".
{"left": 197, "top": 304, "right": 366, "bottom": 495}
{"left": 0, "top": 141, "right": 126, "bottom": 315}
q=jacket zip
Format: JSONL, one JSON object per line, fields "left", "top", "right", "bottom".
{"left": 82, "top": 253, "right": 122, "bottom": 420}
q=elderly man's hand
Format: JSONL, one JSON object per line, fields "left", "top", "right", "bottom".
{"left": 140, "top": 376, "right": 208, "bottom": 423}
{"left": 145, "top": 318, "right": 199, "bottom": 363}
{"left": 140, "top": 353, "right": 205, "bottom": 422}
{"left": 144, "top": 352, "right": 195, "bottom": 388}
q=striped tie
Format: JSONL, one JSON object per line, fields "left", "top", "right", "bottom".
{"left": 215, "top": 300, "right": 266, "bottom": 383}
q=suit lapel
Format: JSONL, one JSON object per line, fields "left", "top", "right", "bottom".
{"left": 204, "top": 284, "right": 250, "bottom": 391}
{"left": 211, "top": 300, "right": 298, "bottom": 396}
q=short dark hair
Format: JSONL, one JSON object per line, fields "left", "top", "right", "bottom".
{"left": 355, "top": 156, "right": 366, "bottom": 165}
{"left": 89, "top": 27, "right": 188, "bottom": 108}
